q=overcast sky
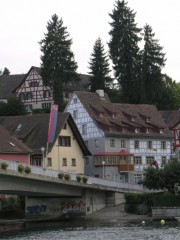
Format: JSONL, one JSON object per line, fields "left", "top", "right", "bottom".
{"left": 0, "top": 0, "right": 179, "bottom": 81}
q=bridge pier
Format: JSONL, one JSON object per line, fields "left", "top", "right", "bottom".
{"left": 25, "top": 190, "right": 125, "bottom": 219}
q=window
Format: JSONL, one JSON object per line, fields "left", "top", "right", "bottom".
{"left": 110, "top": 139, "right": 115, "bottom": 148}
{"left": 26, "top": 92, "right": 33, "bottom": 100}
{"left": 73, "top": 110, "right": 78, "bottom": 119}
{"left": 147, "top": 141, "right": 152, "bottom": 149}
{"left": 29, "top": 81, "right": 39, "bottom": 87}
{"left": 134, "top": 140, "right": 139, "bottom": 149}
{"left": 82, "top": 124, "right": 87, "bottom": 135}
{"left": 25, "top": 104, "right": 33, "bottom": 112}
{"left": 59, "top": 136, "right": 71, "bottom": 147}
{"left": 146, "top": 156, "right": 154, "bottom": 165}
{"left": 120, "top": 139, "right": 126, "bottom": 148}
{"left": 146, "top": 128, "right": 150, "bottom": 133}
{"left": 95, "top": 139, "right": 99, "bottom": 148}
{"left": 63, "top": 124, "right": 67, "bottom": 129}
{"left": 47, "top": 158, "right": 52, "bottom": 166}
{"left": 162, "top": 156, "right": 167, "bottom": 165}
{"left": 134, "top": 174, "right": 143, "bottom": 184}
{"left": 16, "top": 123, "right": 22, "bottom": 130}
{"left": 135, "top": 128, "right": 140, "bottom": 133}
{"left": 161, "top": 141, "right": 166, "bottom": 149}
{"left": 42, "top": 102, "right": 51, "bottom": 109}
{"left": 43, "top": 90, "right": 51, "bottom": 98}
{"left": 133, "top": 156, "right": 142, "bottom": 165}
{"left": 72, "top": 158, "right": 76, "bottom": 166}
{"left": 62, "top": 158, "right": 67, "bottom": 166}
{"left": 73, "top": 98, "right": 77, "bottom": 104}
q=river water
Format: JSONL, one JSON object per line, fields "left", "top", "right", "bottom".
{"left": 1, "top": 218, "right": 180, "bottom": 240}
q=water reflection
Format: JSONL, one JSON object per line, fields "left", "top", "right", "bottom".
{"left": 1, "top": 219, "right": 180, "bottom": 240}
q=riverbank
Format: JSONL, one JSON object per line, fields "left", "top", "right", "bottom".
{"left": 0, "top": 205, "right": 152, "bottom": 233}
{"left": 81, "top": 205, "right": 152, "bottom": 222}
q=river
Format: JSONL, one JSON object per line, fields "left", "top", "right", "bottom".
{"left": 0, "top": 218, "right": 180, "bottom": 240}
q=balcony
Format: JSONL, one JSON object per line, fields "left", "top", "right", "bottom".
{"left": 119, "top": 164, "right": 134, "bottom": 172}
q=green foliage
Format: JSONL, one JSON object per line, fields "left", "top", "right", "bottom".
{"left": 1, "top": 162, "right": 9, "bottom": 170}
{"left": 141, "top": 24, "right": 167, "bottom": 108}
{"left": 88, "top": 37, "right": 112, "bottom": 91}
{"left": 24, "top": 166, "right": 31, "bottom": 174}
{"left": 141, "top": 160, "right": 180, "bottom": 194}
{"left": 18, "top": 164, "right": 25, "bottom": 173}
{"left": 58, "top": 172, "right": 64, "bottom": 179}
{"left": 0, "top": 96, "right": 27, "bottom": 116}
{"left": 76, "top": 175, "right": 82, "bottom": 182}
{"left": 108, "top": 0, "right": 142, "bottom": 103}
{"left": 40, "top": 14, "right": 78, "bottom": 111}
{"left": 82, "top": 176, "right": 88, "bottom": 184}
{"left": 2, "top": 67, "right": 10, "bottom": 75}
{"left": 64, "top": 173, "right": 71, "bottom": 180}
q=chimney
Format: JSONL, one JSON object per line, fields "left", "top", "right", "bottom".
{"left": 96, "top": 89, "right": 105, "bottom": 98}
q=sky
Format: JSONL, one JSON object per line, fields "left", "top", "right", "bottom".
{"left": 0, "top": 0, "right": 179, "bottom": 81}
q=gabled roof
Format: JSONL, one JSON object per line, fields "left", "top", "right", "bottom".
{"left": 0, "top": 125, "right": 32, "bottom": 154}
{"left": 0, "top": 113, "right": 91, "bottom": 156}
{"left": 72, "top": 91, "right": 172, "bottom": 138}
{"left": 160, "top": 110, "right": 180, "bottom": 129}
{"left": 0, "top": 74, "right": 25, "bottom": 99}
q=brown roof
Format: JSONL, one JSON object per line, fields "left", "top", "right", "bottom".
{"left": 0, "top": 113, "right": 91, "bottom": 156}
{"left": 160, "top": 110, "right": 180, "bottom": 129}
{"left": 73, "top": 91, "right": 172, "bottom": 138}
{"left": 0, "top": 125, "right": 32, "bottom": 154}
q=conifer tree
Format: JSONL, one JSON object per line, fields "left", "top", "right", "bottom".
{"left": 39, "top": 14, "right": 78, "bottom": 111}
{"left": 108, "top": 0, "right": 142, "bottom": 103}
{"left": 88, "top": 37, "right": 112, "bottom": 91}
{"left": 141, "top": 24, "right": 166, "bottom": 108}
{"left": 3, "top": 67, "right": 10, "bottom": 75}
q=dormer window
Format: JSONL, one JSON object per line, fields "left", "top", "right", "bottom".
{"left": 160, "top": 129, "right": 163, "bottom": 134}
{"left": 131, "top": 117, "right": 135, "bottom": 122}
{"left": 146, "top": 117, "right": 150, "bottom": 122}
{"left": 146, "top": 128, "right": 150, "bottom": 133}
{"left": 99, "top": 113, "right": 103, "bottom": 117}
{"left": 135, "top": 128, "right": 140, "bottom": 133}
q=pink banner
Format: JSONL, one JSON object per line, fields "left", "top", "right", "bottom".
{"left": 47, "top": 104, "right": 59, "bottom": 143}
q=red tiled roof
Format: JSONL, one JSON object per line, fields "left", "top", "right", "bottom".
{"left": 95, "top": 150, "right": 133, "bottom": 156}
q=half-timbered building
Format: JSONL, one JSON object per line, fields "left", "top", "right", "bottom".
{"left": 65, "top": 90, "right": 173, "bottom": 184}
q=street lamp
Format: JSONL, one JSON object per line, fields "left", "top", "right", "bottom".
{"left": 102, "top": 161, "right": 105, "bottom": 179}
{"left": 41, "top": 147, "right": 45, "bottom": 169}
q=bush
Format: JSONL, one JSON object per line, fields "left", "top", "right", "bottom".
{"left": 58, "top": 173, "right": 64, "bottom": 179}
{"left": 82, "top": 176, "right": 88, "bottom": 184}
{"left": 76, "top": 175, "right": 82, "bottom": 182}
{"left": 18, "top": 164, "right": 25, "bottom": 173}
{"left": 1, "top": 162, "right": 9, "bottom": 170}
{"left": 64, "top": 173, "right": 71, "bottom": 180}
{"left": 24, "top": 166, "right": 31, "bottom": 174}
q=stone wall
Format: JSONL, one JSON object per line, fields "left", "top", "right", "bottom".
{"left": 152, "top": 207, "right": 180, "bottom": 219}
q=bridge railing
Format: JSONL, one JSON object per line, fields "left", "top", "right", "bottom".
{"left": 0, "top": 159, "right": 143, "bottom": 191}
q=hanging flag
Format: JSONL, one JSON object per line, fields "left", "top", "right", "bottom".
{"left": 47, "top": 104, "right": 59, "bottom": 144}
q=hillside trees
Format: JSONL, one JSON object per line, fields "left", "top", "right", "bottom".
{"left": 108, "top": 0, "right": 142, "bottom": 103}
{"left": 0, "top": 97, "right": 27, "bottom": 116}
{"left": 88, "top": 37, "right": 113, "bottom": 92}
{"left": 39, "top": 14, "right": 78, "bottom": 111}
{"left": 141, "top": 24, "right": 167, "bottom": 108}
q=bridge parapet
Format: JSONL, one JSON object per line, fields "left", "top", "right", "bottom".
{"left": 0, "top": 159, "right": 144, "bottom": 192}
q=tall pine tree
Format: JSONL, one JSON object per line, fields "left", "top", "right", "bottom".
{"left": 88, "top": 37, "right": 112, "bottom": 92}
{"left": 108, "top": 0, "right": 142, "bottom": 103}
{"left": 141, "top": 24, "right": 166, "bottom": 108}
{"left": 39, "top": 14, "right": 78, "bottom": 111}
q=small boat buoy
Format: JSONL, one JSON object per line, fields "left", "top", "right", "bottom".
{"left": 142, "top": 221, "right": 145, "bottom": 225}
{"left": 160, "top": 219, "right": 165, "bottom": 225}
